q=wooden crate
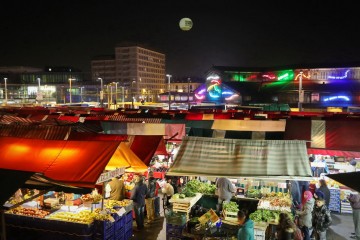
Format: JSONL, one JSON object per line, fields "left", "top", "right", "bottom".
{"left": 223, "top": 209, "right": 238, "bottom": 223}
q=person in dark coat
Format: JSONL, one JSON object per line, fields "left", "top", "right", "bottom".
{"left": 312, "top": 192, "right": 332, "bottom": 240}
{"left": 317, "top": 179, "right": 330, "bottom": 208}
{"left": 131, "top": 175, "right": 148, "bottom": 230}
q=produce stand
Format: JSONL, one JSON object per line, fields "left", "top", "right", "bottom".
{"left": 169, "top": 193, "right": 202, "bottom": 220}
{"left": 4, "top": 199, "right": 134, "bottom": 240}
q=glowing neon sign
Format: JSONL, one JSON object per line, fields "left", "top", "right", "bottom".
{"left": 195, "top": 88, "right": 206, "bottom": 100}
{"left": 207, "top": 79, "right": 221, "bottom": 99}
{"left": 295, "top": 73, "right": 310, "bottom": 81}
{"left": 262, "top": 74, "right": 276, "bottom": 80}
{"left": 328, "top": 70, "right": 350, "bottom": 79}
{"left": 323, "top": 96, "right": 350, "bottom": 102}
{"left": 225, "top": 94, "right": 239, "bottom": 101}
{"left": 278, "top": 73, "right": 289, "bottom": 80}
{"left": 206, "top": 75, "right": 220, "bottom": 81}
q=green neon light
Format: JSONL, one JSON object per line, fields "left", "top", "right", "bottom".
{"left": 276, "top": 70, "right": 294, "bottom": 81}
{"left": 232, "top": 74, "right": 246, "bottom": 82}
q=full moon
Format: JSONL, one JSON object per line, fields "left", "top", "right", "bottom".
{"left": 179, "top": 18, "right": 193, "bottom": 31}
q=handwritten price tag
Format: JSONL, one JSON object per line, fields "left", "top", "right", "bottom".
{"left": 117, "top": 207, "right": 126, "bottom": 217}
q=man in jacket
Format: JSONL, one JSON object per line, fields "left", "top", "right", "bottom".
{"left": 216, "top": 177, "right": 236, "bottom": 212}
{"left": 106, "top": 177, "right": 125, "bottom": 201}
{"left": 131, "top": 175, "right": 148, "bottom": 230}
{"left": 145, "top": 172, "right": 157, "bottom": 223}
{"left": 312, "top": 191, "right": 332, "bottom": 240}
{"left": 348, "top": 193, "right": 360, "bottom": 239}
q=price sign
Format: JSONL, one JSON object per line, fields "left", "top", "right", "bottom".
{"left": 116, "top": 207, "right": 126, "bottom": 217}
{"left": 96, "top": 168, "right": 125, "bottom": 184}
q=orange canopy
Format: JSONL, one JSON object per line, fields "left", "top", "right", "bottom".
{"left": 0, "top": 136, "right": 121, "bottom": 188}
{"left": 106, "top": 142, "right": 147, "bottom": 173}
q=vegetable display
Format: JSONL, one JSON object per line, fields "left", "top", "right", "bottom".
{"left": 223, "top": 201, "right": 239, "bottom": 212}
{"left": 181, "top": 179, "right": 216, "bottom": 197}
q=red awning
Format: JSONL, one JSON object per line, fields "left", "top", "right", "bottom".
{"left": 0, "top": 136, "right": 121, "bottom": 188}
{"left": 307, "top": 148, "right": 360, "bottom": 158}
{"left": 130, "top": 135, "right": 163, "bottom": 165}
{"left": 68, "top": 132, "right": 128, "bottom": 141}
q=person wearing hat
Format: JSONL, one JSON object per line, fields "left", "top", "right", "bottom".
{"left": 312, "top": 191, "right": 332, "bottom": 240}
{"left": 296, "top": 190, "right": 314, "bottom": 240}
{"left": 348, "top": 193, "right": 360, "bottom": 239}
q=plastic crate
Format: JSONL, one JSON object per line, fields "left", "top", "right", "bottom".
{"left": 115, "top": 215, "right": 126, "bottom": 231}
{"left": 125, "top": 211, "right": 133, "bottom": 223}
{"left": 165, "top": 211, "right": 187, "bottom": 226}
{"left": 166, "top": 234, "right": 191, "bottom": 240}
{"left": 94, "top": 220, "right": 114, "bottom": 239}
{"left": 166, "top": 223, "right": 186, "bottom": 236}
{"left": 114, "top": 226, "right": 125, "bottom": 240}
{"left": 125, "top": 229, "right": 133, "bottom": 240}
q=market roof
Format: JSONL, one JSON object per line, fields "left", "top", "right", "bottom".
{"left": 0, "top": 137, "right": 122, "bottom": 188}
{"left": 167, "top": 136, "right": 312, "bottom": 180}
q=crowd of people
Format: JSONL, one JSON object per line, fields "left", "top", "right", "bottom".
{"left": 105, "top": 173, "right": 360, "bottom": 240}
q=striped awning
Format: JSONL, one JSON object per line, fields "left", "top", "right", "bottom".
{"left": 0, "top": 115, "right": 36, "bottom": 125}
{"left": 107, "top": 115, "right": 162, "bottom": 123}
{"left": 0, "top": 125, "right": 71, "bottom": 140}
{"left": 167, "top": 136, "right": 312, "bottom": 179}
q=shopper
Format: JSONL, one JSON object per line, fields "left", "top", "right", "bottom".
{"left": 106, "top": 176, "right": 125, "bottom": 201}
{"left": 162, "top": 177, "right": 174, "bottom": 207}
{"left": 296, "top": 190, "right": 314, "bottom": 240}
{"left": 237, "top": 209, "right": 254, "bottom": 240}
{"left": 317, "top": 179, "right": 330, "bottom": 208}
{"left": 312, "top": 192, "right": 332, "bottom": 240}
{"left": 145, "top": 172, "right": 157, "bottom": 223}
{"left": 215, "top": 177, "right": 236, "bottom": 212}
{"left": 348, "top": 193, "right": 360, "bottom": 239}
{"left": 131, "top": 175, "right": 148, "bottom": 230}
{"left": 276, "top": 212, "right": 302, "bottom": 240}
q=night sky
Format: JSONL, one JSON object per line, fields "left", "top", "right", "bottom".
{"left": 1, "top": 1, "right": 360, "bottom": 78}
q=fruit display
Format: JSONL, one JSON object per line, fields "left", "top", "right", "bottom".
{"left": 7, "top": 207, "right": 50, "bottom": 218}
{"left": 257, "top": 191, "right": 292, "bottom": 212}
{"left": 47, "top": 210, "right": 96, "bottom": 224}
{"left": 80, "top": 193, "right": 102, "bottom": 203}
{"left": 104, "top": 199, "right": 132, "bottom": 208}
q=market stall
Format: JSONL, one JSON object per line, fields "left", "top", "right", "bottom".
{"left": 164, "top": 136, "right": 313, "bottom": 239}
{"left": 0, "top": 136, "right": 147, "bottom": 240}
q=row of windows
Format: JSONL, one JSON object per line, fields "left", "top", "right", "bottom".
{"left": 138, "top": 67, "right": 164, "bottom": 74}
{"left": 138, "top": 49, "right": 164, "bottom": 59}
{"left": 138, "top": 55, "right": 165, "bottom": 64}
{"left": 139, "top": 72, "right": 164, "bottom": 79}
{"left": 138, "top": 61, "right": 164, "bottom": 69}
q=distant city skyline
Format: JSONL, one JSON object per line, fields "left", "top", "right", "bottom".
{"left": 1, "top": 1, "right": 360, "bottom": 78}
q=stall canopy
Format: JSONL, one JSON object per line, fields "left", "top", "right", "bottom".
{"left": 129, "top": 135, "right": 163, "bottom": 165}
{"left": 106, "top": 142, "right": 148, "bottom": 173}
{"left": 167, "top": 136, "right": 312, "bottom": 179}
{"left": 327, "top": 172, "right": 360, "bottom": 192}
{"left": 0, "top": 137, "right": 121, "bottom": 188}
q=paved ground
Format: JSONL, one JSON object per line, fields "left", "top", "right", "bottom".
{"left": 130, "top": 194, "right": 355, "bottom": 240}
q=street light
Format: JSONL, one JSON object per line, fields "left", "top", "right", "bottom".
{"left": 187, "top": 77, "right": 191, "bottom": 110}
{"left": 68, "top": 77, "right": 75, "bottom": 104}
{"left": 166, "top": 74, "right": 172, "bottom": 110}
{"left": 131, "top": 80, "right": 135, "bottom": 109}
{"left": 298, "top": 71, "right": 303, "bottom": 112}
{"left": 4, "top": 78, "right": 7, "bottom": 104}
{"left": 80, "top": 86, "right": 84, "bottom": 102}
{"left": 97, "top": 77, "right": 104, "bottom": 107}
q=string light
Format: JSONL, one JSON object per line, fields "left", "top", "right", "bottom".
{"left": 324, "top": 96, "right": 350, "bottom": 101}
{"left": 328, "top": 70, "right": 350, "bottom": 79}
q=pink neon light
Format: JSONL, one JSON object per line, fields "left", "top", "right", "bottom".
{"left": 195, "top": 94, "right": 205, "bottom": 100}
